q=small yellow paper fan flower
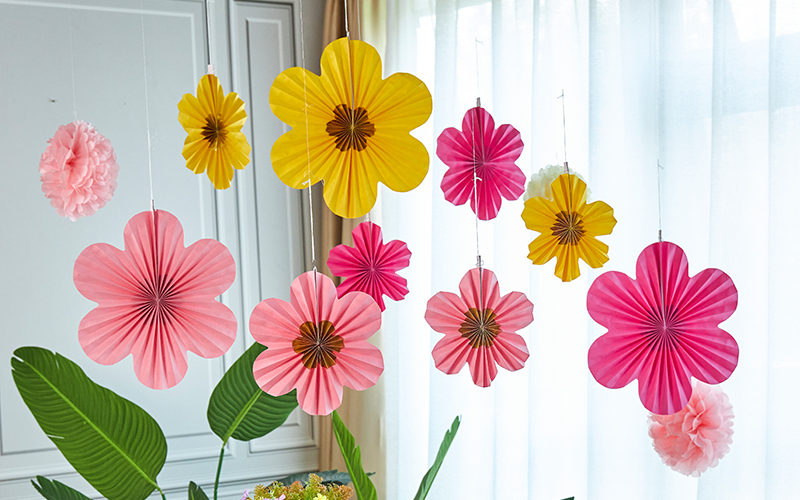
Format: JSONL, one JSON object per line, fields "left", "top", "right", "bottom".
{"left": 521, "top": 173, "right": 616, "bottom": 282}
{"left": 177, "top": 74, "right": 251, "bottom": 189}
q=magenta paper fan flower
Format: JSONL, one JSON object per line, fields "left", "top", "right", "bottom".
{"left": 327, "top": 222, "right": 411, "bottom": 311}
{"left": 425, "top": 267, "right": 533, "bottom": 387}
{"left": 437, "top": 106, "right": 525, "bottom": 220}
{"left": 250, "top": 271, "right": 384, "bottom": 415}
{"left": 648, "top": 381, "right": 734, "bottom": 477}
{"left": 587, "top": 241, "right": 739, "bottom": 415}
{"left": 74, "top": 209, "right": 237, "bottom": 390}
{"left": 39, "top": 121, "right": 119, "bottom": 221}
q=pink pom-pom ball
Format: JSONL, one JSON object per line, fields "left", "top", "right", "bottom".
{"left": 39, "top": 121, "right": 118, "bottom": 221}
{"left": 648, "top": 382, "right": 734, "bottom": 477}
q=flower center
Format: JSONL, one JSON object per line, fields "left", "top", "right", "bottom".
{"left": 326, "top": 104, "right": 376, "bottom": 152}
{"left": 136, "top": 274, "right": 178, "bottom": 323}
{"left": 459, "top": 308, "right": 501, "bottom": 348}
{"left": 551, "top": 211, "right": 586, "bottom": 245}
{"left": 644, "top": 304, "right": 683, "bottom": 351}
{"left": 292, "top": 320, "right": 345, "bottom": 369}
{"left": 202, "top": 114, "right": 227, "bottom": 150}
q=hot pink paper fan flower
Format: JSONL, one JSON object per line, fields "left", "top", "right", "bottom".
{"left": 587, "top": 241, "right": 739, "bottom": 415}
{"left": 437, "top": 106, "right": 525, "bottom": 220}
{"left": 327, "top": 222, "right": 411, "bottom": 311}
{"left": 648, "top": 382, "right": 734, "bottom": 477}
{"left": 39, "top": 121, "right": 119, "bottom": 221}
{"left": 74, "top": 209, "right": 237, "bottom": 390}
{"left": 425, "top": 267, "right": 533, "bottom": 387}
{"left": 250, "top": 271, "right": 384, "bottom": 415}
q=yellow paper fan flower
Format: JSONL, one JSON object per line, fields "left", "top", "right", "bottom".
{"left": 177, "top": 74, "right": 251, "bottom": 190}
{"left": 269, "top": 37, "right": 433, "bottom": 219}
{"left": 521, "top": 173, "right": 616, "bottom": 282}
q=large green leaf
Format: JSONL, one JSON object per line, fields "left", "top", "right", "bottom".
{"left": 207, "top": 342, "right": 298, "bottom": 443}
{"left": 31, "top": 476, "right": 91, "bottom": 500}
{"left": 11, "top": 347, "right": 166, "bottom": 500}
{"left": 331, "top": 411, "right": 378, "bottom": 500}
{"left": 412, "top": 416, "right": 461, "bottom": 500}
{"left": 188, "top": 481, "right": 210, "bottom": 500}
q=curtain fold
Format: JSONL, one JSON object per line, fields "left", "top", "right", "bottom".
{"left": 377, "top": 1, "right": 800, "bottom": 499}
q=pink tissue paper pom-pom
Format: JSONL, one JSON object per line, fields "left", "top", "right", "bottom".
{"left": 648, "top": 382, "right": 734, "bottom": 478}
{"left": 39, "top": 121, "right": 118, "bottom": 221}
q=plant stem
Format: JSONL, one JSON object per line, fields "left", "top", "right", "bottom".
{"left": 214, "top": 442, "right": 226, "bottom": 500}
{"left": 156, "top": 485, "right": 167, "bottom": 500}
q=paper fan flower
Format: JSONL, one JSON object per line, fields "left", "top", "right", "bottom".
{"left": 437, "top": 106, "right": 525, "bottom": 220}
{"left": 587, "top": 241, "right": 739, "bottom": 415}
{"left": 425, "top": 267, "right": 533, "bottom": 387}
{"left": 648, "top": 381, "right": 734, "bottom": 477}
{"left": 521, "top": 173, "right": 616, "bottom": 282}
{"left": 327, "top": 222, "right": 411, "bottom": 311}
{"left": 39, "top": 121, "right": 118, "bottom": 221}
{"left": 269, "top": 37, "right": 432, "bottom": 219}
{"left": 73, "top": 209, "right": 237, "bottom": 389}
{"left": 177, "top": 73, "right": 251, "bottom": 190}
{"left": 250, "top": 271, "right": 384, "bottom": 415}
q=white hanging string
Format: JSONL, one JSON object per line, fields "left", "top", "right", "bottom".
{"left": 473, "top": 38, "right": 484, "bottom": 310}
{"left": 203, "top": 0, "right": 214, "bottom": 73}
{"left": 66, "top": 3, "right": 78, "bottom": 121}
{"left": 139, "top": 0, "right": 154, "bottom": 210}
{"left": 558, "top": 89, "right": 574, "bottom": 215}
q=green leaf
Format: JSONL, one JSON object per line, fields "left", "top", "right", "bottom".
{"left": 331, "top": 411, "right": 378, "bottom": 500}
{"left": 188, "top": 481, "right": 210, "bottom": 500}
{"left": 207, "top": 342, "right": 298, "bottom": 443}
{"left": 412, "top": 415, "right": 461, "bottom": 500}
{"left": 31, "top": 476, "right": 92, "bottom": 500}
{"left": 561, "top": 497, "right": 575, "bottom": 500}
{"left": 11, "top": 347, "right": 166, "bottom": 500}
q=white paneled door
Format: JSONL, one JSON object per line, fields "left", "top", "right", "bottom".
{"left": 0, "top": 0, "right": 322, "bottom": 498}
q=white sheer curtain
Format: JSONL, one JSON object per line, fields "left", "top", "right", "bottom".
{"left": 373, "top": 1, "right": 800, "bottom": 499}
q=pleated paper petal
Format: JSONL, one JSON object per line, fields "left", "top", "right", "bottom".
{"left": 269, "top": 37, "right": 432, "bottom": 219}
{"left": 587, "top": 241, "right": 739, "bottom": 415}
{"left": 74, "top": 210, "right": 237, "bottom": 390}
{"left": 250, "top": 271, "right": 384, "bottom": 415}
{"left": 437, "top": 106, "right": 525, "bottom": 220}
{"left": 327, "top": 222, "right": 411, "bottom": 311}
{"left": 425, "top": 268, "right": 533, "bottom": 387}
{"left": 521, "top": 173, "right": 616, "bottom": 282}
{"left": 178, "top": 73, "right": 251, "bottom": 190}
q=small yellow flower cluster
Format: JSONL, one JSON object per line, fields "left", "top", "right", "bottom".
{"left": 246, "top": 474, "right": 352, "bottom": 500}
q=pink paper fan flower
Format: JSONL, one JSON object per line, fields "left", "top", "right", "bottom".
{"left": 437, "top": 106, "right": 525, "bottom": 220}
{"left": 327, "top": 222, "right": 411, "bottom": 311}
{"left": 587, "top": 241, "right": 739, "bottom": 415}
{"left": 648, "top": 382, "right": 734, "bottom": 477}
{"left": 425, "top": 267, "right": 533, "bottom": 387}
{"left": 39, "top": 121, "right": 119, "bottom": 221}
{"left": 250, "top": 271, "right": 384, "bottom": 415}
{"left": 73, "top": 209, "right": 237, "bottom": 389}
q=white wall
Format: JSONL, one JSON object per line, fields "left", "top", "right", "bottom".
{"left": 0, "top": 0, "right": 324, "bottom": 498}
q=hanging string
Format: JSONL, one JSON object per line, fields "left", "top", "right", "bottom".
{"left": 139, "top": 0, "right": 155, "bottom": 210}
{"left": 558, "top": 89, "right": 569, "bottom": 174}
{"left": 657, "top": 160, "right": 664, "bottom": 242}
{"left": 66, "top": 4, "right": 78, "bottom": 121}
{"left": 204, "top": 0, "right": 214, "bottom": 73}
{"left": 473, "top": 38, "right": 484, "bottom": 310}
{"left": 298, "top": 0, "right": 315, "bottom": 271}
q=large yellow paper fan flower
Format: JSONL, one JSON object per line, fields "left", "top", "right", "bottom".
{"left": 177, "top": 74, "right": 251, "bottom": 190}
{"left": 269, "top": 37, "right": 433, "bottom": 219}
{"left": 521, "top": 173, "right": 616, "bottom": 282}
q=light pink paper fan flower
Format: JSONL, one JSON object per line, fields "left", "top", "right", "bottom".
{"left": 437, "top": 106, "right": 525, "bottom": 220}
{"left": 39, "top": 121, "right": 118, "bottom": 221}
{"left": 250, "top": 271, "right": 384, "bottom": 415}
{"left": 587, "top": 241, "right": 739, "bottom": 415}
{"left": 648, "top": 382, "right": 734, "bottom": 477}
{"left": 74, "top": 209, "right": 237, "bottom": 390}
{"left": 425, "top": 267, "right": 533, "bottom": 387}
{"left": 327, "top": 222, "right": 411, "bottom": 311}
